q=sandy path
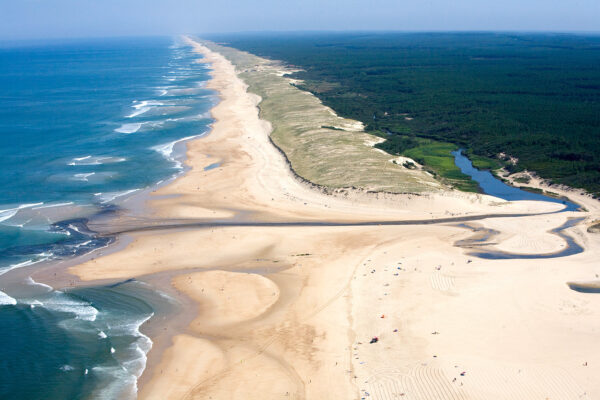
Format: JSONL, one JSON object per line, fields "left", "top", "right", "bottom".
{"left": 65, "top": 37, "right": 600, "bottom": 400}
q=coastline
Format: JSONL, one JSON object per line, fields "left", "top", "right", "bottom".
{"left": 33, "top": 36, "right": 600, "bottom": 399}
{"left": 0, "top": 39, "right": 218, "bottom": 399}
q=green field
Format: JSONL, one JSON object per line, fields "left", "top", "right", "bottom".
{"left": 368, "top": 132, "right": 481, "bottom": 191}
{"left": 207, "top": 32, "right": 600, "bottom": 197}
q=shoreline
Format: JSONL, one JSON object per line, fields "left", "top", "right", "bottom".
{"left": 25, "top": 36, "right": 600, "bottom": 399}
{"left": 0, "top": 40, "right": 219, "bottom": 400}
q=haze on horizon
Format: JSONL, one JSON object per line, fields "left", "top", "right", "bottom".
{"left": 1, "top": 0, "right": 599, "bottom": 41}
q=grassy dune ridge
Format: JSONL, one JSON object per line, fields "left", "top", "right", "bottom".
{"left": 201, "top": 40, "right": 451, "bottom": 194}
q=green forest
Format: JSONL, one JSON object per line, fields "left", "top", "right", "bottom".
{"left": 208, "top": 32, "right": 600, "bottom": 197}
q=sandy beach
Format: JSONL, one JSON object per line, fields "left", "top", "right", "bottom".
{"left": 56, "top": 37, "right": 600, "bottom": 399}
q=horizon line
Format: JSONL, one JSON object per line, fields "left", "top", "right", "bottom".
{"left": 2, "top": 29, "right": 600, "bottom": 46}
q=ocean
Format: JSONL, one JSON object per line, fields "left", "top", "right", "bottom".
{"left": 0, "top": 36, "right": 213, "bottom": 398}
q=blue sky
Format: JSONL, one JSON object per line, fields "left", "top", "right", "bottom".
{"left": 1, "top": 0, "right": 599, "bottom": 40}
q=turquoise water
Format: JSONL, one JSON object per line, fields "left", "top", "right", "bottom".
{"left": 0, "top": 37, "right": 212, "bottom": 398}
{"left": 0, "top": 36, "right": 215, "bottom": 270}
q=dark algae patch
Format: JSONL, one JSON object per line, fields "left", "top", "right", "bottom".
{"left": 588, "top": 221, "right": 600, "bottom": 233}
{"left": 209, "top": 32, "right": 600, "bottom": 196}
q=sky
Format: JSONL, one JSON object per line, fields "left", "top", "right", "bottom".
{"left": 1, "top": 0, "right": 599, "bottom": 41}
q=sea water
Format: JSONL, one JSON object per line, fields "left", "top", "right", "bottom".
{"left": 0, "top": 37, "right": 213, "bottom": 398}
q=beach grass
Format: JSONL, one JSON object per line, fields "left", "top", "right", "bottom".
{"left": 201, "top": 40, "right": 444, "bottom": 194}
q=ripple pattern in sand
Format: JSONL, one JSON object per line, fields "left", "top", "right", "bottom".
{"left": 365, "top": 367, "right": 467, "bottom": 400}
{"left": 430, "top": 272, "right": 456, "bottom": 293}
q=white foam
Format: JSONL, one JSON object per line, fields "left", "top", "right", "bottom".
{"left": 0, "top": 290, "right": 17, "bottom": 306}
{"left": 141, "top": 120, "right": 166, "bottom": 130}
{"left": 151, "top": 142, "right": 177, "bottom": 164}
{"left": 73, "top": 240, "right": 92, "bottom": 248}
{"left": 124, "top": 314, "right": 153, "bottom": 378}
{"left": 10, "top": 259, "right": 38, "bottom": 268}
{"left": 107, "top": 313, "right": 153, "bottom": 337}
{"left": 0, "top": 209, "right": 19, "bottom": 223}
{"left": 23, "top": 300, "right": 43, "bottom": 309}
{"left": 0, "top": 203, "right": 44, "bottom": 223}
{"left": 115, "top": 123, "right": 142, "bottom": 134}
{"left": 31, "top": 202, "right": 74, "bottom": 210}
{"left": 121, "top": 344, "right": 148, "bottom": 378}
{"left": 163, "top": 87, "right": 203, "bottom": 96}
{"left": 94, "top": 189, "right": 140, "bottom": 204}
{"left": 43, "top": 291, "right": 99, "bottom": 322}
{"left": 73, "top": 172, "right": 95, "bottom": 182}
{"left": 88, "top": 313, "right": 153, "bottom": 399}
{"left": 163, "top": 111, "right": 211, "bottom": 124}
{"left": 10, "top": 219, "right": 31, "bottom": 228}
{"left": 0, "top": 254, "right": 52, "bottom": 277}
{"left": 60, "top": 365, "right": 75, "bottom": 372}
{"left": 151, "top": 134, "right": 203, "bottom": 169}
{"left": 98, "top": 331, "right": 107, "bottom": 339}
{"left": 69, "top": 156, "right": 126, "bottom": 166}
{"left": 127, "top": 107, "right": 151, "bottom": 118}
{"left": 90, "top": 365, "right": 138, "bottom": 400}
{"left": 126, "top": 100, "right": 165, "bottom": 118}
{"left": 24, "top": 276, "right": 53, "bottom": 292}
{"left": 67, "top": 224, "right": 83, "bottom": 234}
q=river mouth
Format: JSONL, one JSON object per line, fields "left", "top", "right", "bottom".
{"left": 452, "top": 149, "right": 580, "bottom": 212}
{"left": 451, "top": 150, "right": 585, "bottom": 259}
